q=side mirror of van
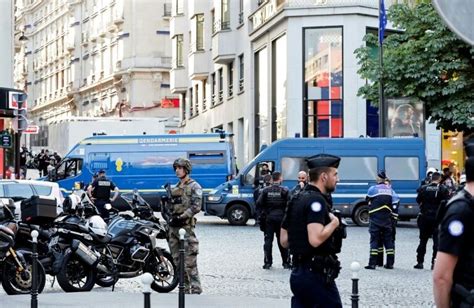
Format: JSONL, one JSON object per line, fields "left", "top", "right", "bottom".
{"left": 239, "top": 174, "right": 245, "bottom": 185}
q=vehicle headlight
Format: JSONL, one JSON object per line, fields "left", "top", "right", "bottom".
{"left": 207, "top": 195, "right": 221, "bottom": 202}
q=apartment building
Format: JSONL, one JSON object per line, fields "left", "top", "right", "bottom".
{"left": 14, "top": 0, "right": 178, "bottom": 148}
{"left": 170, "top": 0, "right": 411, "bottom": 166}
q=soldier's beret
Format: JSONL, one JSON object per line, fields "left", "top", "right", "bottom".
{"left": 306, "top": 154, "right": 341, "bottom": 169}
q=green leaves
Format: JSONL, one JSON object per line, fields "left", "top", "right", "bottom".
{"left": 355, "top": 2, "right": 474, "bottom": 132}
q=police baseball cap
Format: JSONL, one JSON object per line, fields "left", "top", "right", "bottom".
{"left": 306, "top": 154, "right": 341, "bottom": 169}
{"left": 98, "top": 169, "right": 106, "bottom": 174}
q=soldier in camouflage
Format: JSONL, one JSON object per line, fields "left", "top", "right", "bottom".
{"left": 166, "top": 158, "right": 203, "bottom": 294}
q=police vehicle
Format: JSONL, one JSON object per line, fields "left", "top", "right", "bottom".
{"left": 46, "top": 132, "right": 237, "bottom": 208}
{"left": 205, "top": 138, "right": 425, "bottom": 226}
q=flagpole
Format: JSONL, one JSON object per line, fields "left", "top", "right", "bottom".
{"left": 378, "top": 0, "right": 385, "bottom": 137}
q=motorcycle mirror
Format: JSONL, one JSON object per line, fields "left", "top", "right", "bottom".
{"left": 105, "top": 203, "right": 112, "bottom": 210}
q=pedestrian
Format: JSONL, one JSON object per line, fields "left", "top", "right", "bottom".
{"left": 19, "top": 146, "right": 28, "bottom": 179}
{"left": 87, "top": 169, "right": 119, "bottom": 219}
{"left": 441, "top": 167, "right": 456, "bottom": 195}
{"left": 280, "top": 154, "right": 345, "bottom": 307}
{"left": 433, "top": 154, "right": 474, "bottom": 307}
{"left": 414, "top": 171, "right": 450, "bottom": 270}
{"left": 290, "top": 171, "right": 307, "bottom": 198}
{"left": 165, "top": 158, "right": 202, "bottom": 294}
{"left": 256, "top": 171, "right": 290, "bottom": 269}
{"left": 53, "top": 151, "right": 61, "bottom": 163}
{"left": 365, "top": 170, "right": 395, "bottom": 270}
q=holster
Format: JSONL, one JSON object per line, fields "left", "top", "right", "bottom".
{"left": 309, "top": 255, "right": 341, "bottom": 284}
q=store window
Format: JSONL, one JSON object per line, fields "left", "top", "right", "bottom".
{"left": 304, "top": 27, "right": 343, "bottom": 138}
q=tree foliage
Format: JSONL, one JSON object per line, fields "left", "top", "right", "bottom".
{"left": 355, "top": 2, "right": 474, "bottom": 133}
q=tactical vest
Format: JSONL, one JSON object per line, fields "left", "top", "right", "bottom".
{"left": 93, "top": 177, "right": 113, "bottom": 200}
{"left": 169, "top": 179, "right": 195, "bottom": 216}
{"left": 261, "top": 185, "right": 287, "bottom": 219}
{"left": 418, "top": 183, "right": 447, "bottom": 218}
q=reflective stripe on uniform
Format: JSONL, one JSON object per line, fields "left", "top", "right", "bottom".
{"left": 369, "top": 205, "right": 393, "bottom": 214}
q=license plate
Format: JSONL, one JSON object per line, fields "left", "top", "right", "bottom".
{"left": 49, "top": 236, "right": 59, "bottom": 248}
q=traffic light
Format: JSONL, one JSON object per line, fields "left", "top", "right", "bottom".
{"left": 16, "top": 93, "right": 28, "bottom": 132}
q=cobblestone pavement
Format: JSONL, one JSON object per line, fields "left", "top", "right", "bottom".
{"left": 1, "top": 214, "right": 435, "bottom": 307}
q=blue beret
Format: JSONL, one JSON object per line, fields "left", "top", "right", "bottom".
{"left": 307, "top": 154, "right": 341, "bottom": 169}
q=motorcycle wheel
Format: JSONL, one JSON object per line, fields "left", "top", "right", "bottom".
{"left": 148, "top": 250, "right": 178, "bottom": 293}
{"left": 2, "top": 255, "right": 46, "bottom": 295}
{"left": 57, "top": 253, "right": 96, "bottom": 292}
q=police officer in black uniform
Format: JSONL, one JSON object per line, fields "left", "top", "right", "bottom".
{"left": 257, "top": 171, "right": 290, "bottom": 269}
{"left": 434, "top": 142, "right": 474, "bottom": 308}
{"left": 414, "top": 171, "right": 450, "bottom": 270}
{"left": 280, "top": 154, "right": 345, "bottom": 308}
{"left": 87, "top": 169, "right": 119, "bottom": 219}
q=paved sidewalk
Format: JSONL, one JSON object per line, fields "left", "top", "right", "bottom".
{"left": 2, "top": 292, "right": 290, "bottom": 308}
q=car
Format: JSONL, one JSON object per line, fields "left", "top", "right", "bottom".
{"left": 0, "top": 180, "right": 64, "bottom": 219}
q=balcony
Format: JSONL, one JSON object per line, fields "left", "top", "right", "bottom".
{"left": 170, "top": 67, "right": 188, "bottom": 94}
{"left": 188, "top": 50, "right": 209, "bottom": 80}
{"left": 170, "top": 14, "right": 186, "bottom": 38}
{"left": 212, "top": 23, "right": 235, "bottom": 64}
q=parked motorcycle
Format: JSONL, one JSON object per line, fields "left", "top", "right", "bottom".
{"left": 0, "top": 200, "right": 46, "bottom": 295}
{"left": 93, "top": 191, "right": 178, "bottom": 292}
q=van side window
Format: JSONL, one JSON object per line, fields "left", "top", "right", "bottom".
{"left": 244, "top": 165, "right": 257, "bottom": 186}
{"left": 56, "top": 159, "right": 83, "bottom": 179}
{"left": 337, "top": 157, "right": 377, "bottom": 181}
{"left": 282, "top": 157, "right": 308, "bottom": 181}
{"left": 385, "top": 157, "right": 419, "bottom": 180}
{"left": 188, "top": 151, "right": 225, "bottom": 164}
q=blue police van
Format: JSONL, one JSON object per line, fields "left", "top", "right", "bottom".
{"left": 47, "top": 132, "right": 237, "bottom": 207}
{"left": 205, "top": 138, "right": 425, "bottom": 226}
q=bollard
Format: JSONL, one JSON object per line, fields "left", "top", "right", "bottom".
{"left": 350, "top": 261, "right": 361, "bottom": 308}
{"left": 31, "top": 230, "right": 39, "bottom": 308}
{"left": 179, "top": 228, "right": 186, "bottom": 308}
{"left": 141, "top": 273, "right": 153, "bottom": 308}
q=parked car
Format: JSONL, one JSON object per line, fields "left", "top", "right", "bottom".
{"left": 0, "top": 180, "right": 64, "bottom": 219}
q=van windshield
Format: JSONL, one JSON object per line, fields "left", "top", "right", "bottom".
{"left": 55, "top": 158, "right": 83, "bottom": 180}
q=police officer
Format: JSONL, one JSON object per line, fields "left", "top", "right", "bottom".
{"left": 280, "top": 154, "right": 345, "bottom": 307}
{"left": 376, "top": 177, "right": 399, "bottom": 267}
{"left": 433, "top": 144, "right": 474, "bottom": 307}
{"left": 290, "top": 171, "right": 308, "bottom": 198}
{"left": 365, "top": 170, "right": 395, "bottom": 270}
{"left": 166, "top": 158, "right": 202, "bottom": 294}
{"left": 256, "top": 171, "right": 290, "bottom": 269}
{"left": 87, "top": 169, "right": 119, "bottom": 219}
{"left": 414, "top": 171, "right": 450, "bottom": 270}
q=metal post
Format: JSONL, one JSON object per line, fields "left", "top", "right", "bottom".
{"left": 31, "top": 230, "right": 39, "bottom": 308}
{"left": 179, "top": 228, "right": 186, "bottom": 308}
{"left": 350, "top": 261, "right": 361, "bottom": 308}
{"left": 378, "top": 0, "right": 385, "bottom": 137}
{"left": 14, "top": 131, "right": 21, "bottom": 179}
{"left": 141, "top": 272, "right": 153, "bottom": 308}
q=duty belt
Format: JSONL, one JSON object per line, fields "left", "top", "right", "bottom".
{"left": 292, "top": 255, "right": 341, "bottom": 283}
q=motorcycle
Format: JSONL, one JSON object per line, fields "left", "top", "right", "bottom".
{"left": 0, "top": 200, "right": 46, "bottom": 295}
{"left": 93, "top": 190, "right": 178, "bottom": 293}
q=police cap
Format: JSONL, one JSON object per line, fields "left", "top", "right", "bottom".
{"left": 377, "top": 170, "right": 388, "bottom": 180}
{"left": 98, "top": 169, "right": 106, "bottom": 174}
{"left": 306, "top": 154, "right": 341, "bottom": 169}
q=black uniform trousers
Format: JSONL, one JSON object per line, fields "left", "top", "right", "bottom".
{"left": 290, "top": 265, "right": 342, "bottom": 308}
{"left": 377, "top": 219, "right": 397, "bottom": 266}
{"left": 263, "top": 216, "right": 289, "bottom": 266}
{"left": 416, "top": 215, "right": 438, "bottom": 265}
{"left": 95, "top": 199, "right": 110, "bottom": 220}
{"left": 369, "top": 222, "right": 394, "bottom": 266}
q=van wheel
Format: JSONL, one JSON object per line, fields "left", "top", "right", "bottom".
{"left": 353, "top": 204, "right": 369, "bottom": 227}
{"left": 227, "top": 204, "right": 249, "bottom": 226}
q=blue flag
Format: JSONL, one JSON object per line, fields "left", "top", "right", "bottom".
{"left": 379, "top": 0, "right": 387, "bottom": 44}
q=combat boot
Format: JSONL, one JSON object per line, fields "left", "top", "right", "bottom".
{"left": 262, "top": 264, "right": 271, "bottom": 270}
{"left": 413, "top": 263, "right": 423, "bottom": 269}
{"left": 364, "top": 264, "right": 376, "bottom": 270}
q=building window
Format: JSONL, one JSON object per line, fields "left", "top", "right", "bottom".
{"left": 173, "top": 34, "right": 184, "bottom": 68}
{"left": 211, "top": 73, "right": 216, "bottom": 106}
{"left": 202, "top": 79, "right": 207, "bottom": 111}
{"left": 239, "top": 0, "right": 244, "bottom": 25}
{"left": 238, "top": 54, "right": 244, "bottom": 92}
{"left": 196, "top": 14, "right": 204, "bottom": 51}
{"left": 175, "top": 0, "right": 184, "bottom": 15}
{"left": 189, "top": 87, "right": 194, "bottom": 117}
{"left": 163, "top": 3, "right": 172, "bottom": 17}
{"left": 181, "top": 93, "right": 186, "bottom": 121}
{"left": 303, "top": 27, "right": 343, "bottom": 138}
{"left": 272, "top": 34, "right": 287, "bottom": 140}
{"left": 228, "top": 61, "right": 234, "bottom": 98}
{"left": 221, "top": 0, "right": 230, "bottom": 30}
{"left": 194, "top": 84, "right": 199, "bottom": 115}
{"left": 211, "top": 9, "right": 216, "bottom": 34}
{"left": 218, "top": 68, "right": 224, "bottom": 103}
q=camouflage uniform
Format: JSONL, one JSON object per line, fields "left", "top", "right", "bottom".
{"left": 167, "top": 178, "right": 203, "bottom": 294}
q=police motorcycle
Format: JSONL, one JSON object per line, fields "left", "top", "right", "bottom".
{"left": 94, "top": 190, "right": 178, "bottom": 293}
{"left": 0, "top": 199, "right": 46, "bottom": 295}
